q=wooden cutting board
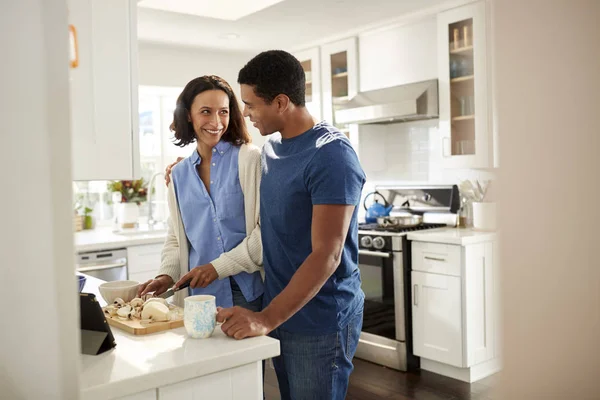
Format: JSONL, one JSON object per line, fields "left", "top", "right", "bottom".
{"left": 104, "top": 306, "right": 184, "bottom": 335}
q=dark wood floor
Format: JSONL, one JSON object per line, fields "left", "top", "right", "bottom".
{"left": 264, "top": 358, "right": 498, "bottom": 400}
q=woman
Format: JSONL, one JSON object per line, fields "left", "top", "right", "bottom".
{"left": 138, "top": 75, "right": 263, "bottom": 312}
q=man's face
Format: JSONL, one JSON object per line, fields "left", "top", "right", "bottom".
{"left": 240, "top": 84, "right": 281, "bottom": 136}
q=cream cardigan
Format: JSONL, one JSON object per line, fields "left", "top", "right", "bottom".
{"left": 157, "top": 143, "right": 263, "bottom": 307}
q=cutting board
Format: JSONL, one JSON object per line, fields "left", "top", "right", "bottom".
{"left": 104, "top": 306, "right": 184, "bottom": 335}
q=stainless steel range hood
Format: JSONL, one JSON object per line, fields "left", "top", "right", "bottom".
{"left": 334, "top": 79, "right": 438, "bottom": 125}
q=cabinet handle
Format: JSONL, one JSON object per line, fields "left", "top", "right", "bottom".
{"left": 413, "top": 284, "right": 418, "bottom": 306}
{"left": 424, "top": 256, "right": 446, "bottom": 262}
{"left": 69, "top": 25, "right": 79, "bottom": 68}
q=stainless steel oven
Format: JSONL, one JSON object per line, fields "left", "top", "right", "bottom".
{"left": 355, "top": 233, "right": 412, "bottom": 371}
{"left": 355, "top": 184, "right": 459, "bottom": 371}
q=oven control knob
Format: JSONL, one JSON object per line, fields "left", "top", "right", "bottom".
{"left": 372, "top": 236, "right": 385, "bottom": 250}
{"left": 360, "top": 236, "right": 373, "bottom": 248}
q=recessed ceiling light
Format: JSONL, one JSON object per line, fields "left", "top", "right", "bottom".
{"left": 138, "top": 0, "right": 285, "bottom": 21}
{"left": 220, "top": 33, "right": 240, "bottom": 40}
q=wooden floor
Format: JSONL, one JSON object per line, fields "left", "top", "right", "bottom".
{"left": 264, "top": 358, "right": 497, "bottom": 400}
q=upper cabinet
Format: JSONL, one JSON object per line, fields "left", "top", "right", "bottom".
{"left": 438, "top": 1, "right": 494, "bottom": 169}
{"left": 69, "top": 0, "right": 140, "bottom": 181}
{"left": 320, "top": 37, "right": 359, "bottom": 138}
{"left": 295, "top": 48, "right": 322, "bottom": 122}
{"left": 359, "top": 17, "right": 437, "bottom": 92}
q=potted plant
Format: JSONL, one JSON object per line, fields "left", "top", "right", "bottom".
{"left": 83, "top": 206, "right": 94, "bottom": 230}
{"left": 107, "top": 179, "right": 148, "bottom": 228}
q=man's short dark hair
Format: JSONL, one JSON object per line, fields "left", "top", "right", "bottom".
{"left": 238, "top": 50, "right": 306, "bottom": 107}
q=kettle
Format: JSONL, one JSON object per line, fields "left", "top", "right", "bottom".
{"left": 363, "top": 191, "right": 393, "bottom": 223}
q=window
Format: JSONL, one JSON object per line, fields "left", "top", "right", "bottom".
{"left": 74, "top": 86, "right": 192, "bottom": 227}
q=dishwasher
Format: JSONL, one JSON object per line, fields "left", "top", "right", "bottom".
{"left": 76, "top": 248, "right": 128, "bottom": 281}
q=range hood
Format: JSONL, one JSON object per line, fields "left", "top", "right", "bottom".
{"left": 334, "top": 79, "right": 438, "bottom": 125}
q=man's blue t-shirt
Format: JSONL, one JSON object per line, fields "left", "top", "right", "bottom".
{"left": 261, "top": 121, "right": 366, "bottom": 334}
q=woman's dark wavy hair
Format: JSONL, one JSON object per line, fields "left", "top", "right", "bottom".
{"left": 170, "top": 75, "right": 251, "bottom": 147}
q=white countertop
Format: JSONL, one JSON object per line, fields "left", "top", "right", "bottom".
{"left": 75, "top": 226, "right": 167, "bottom": 253}
{"left": 407, "top": 227, "right": 497, "bottom": 245}
{"left": 80, "top": 275, "right": 280, "bottom": 400}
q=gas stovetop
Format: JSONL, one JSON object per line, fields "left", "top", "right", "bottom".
{"left": 358, "top": 223, "right": 447, "bottom": 234}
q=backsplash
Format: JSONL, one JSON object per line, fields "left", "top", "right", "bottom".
{"left": 356, "top": 120, "right": 496, "bottom": 222}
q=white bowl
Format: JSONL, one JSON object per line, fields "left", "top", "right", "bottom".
{"left": 99, "top": 280, "right": 140, "bottom": 304}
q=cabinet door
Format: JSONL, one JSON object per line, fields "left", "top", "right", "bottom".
{"left": 438, "top": 1, "right": 492, "bottom": 169}
{"left": 412, "top": 271, "right": 463, "bottom": 367}
{"left": 127, "top": 243, "right": 162, "bottom": 277}
{"left": 69, "top": 0, "right": 139, "bottom": 180}
{"left": 158, "top": 362, "right": 261, "bottom": 400}
{"left": 114, "top": 389, "right": 156, "bottom": 400}
{"left": 294, "top": 47, "right": 322, "bottom": 121}
{"left": 321, "top": 37, "right": 359, "bottom": 144}
{"left": 464, "top": 242, "right": 495, "bottom": 366}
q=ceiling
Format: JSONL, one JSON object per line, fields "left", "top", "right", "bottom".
{"left": 137, "top": 0, "right": 452, "bottom": 53}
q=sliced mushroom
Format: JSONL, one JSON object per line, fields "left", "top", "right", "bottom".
{"left": 113, "top": 298, "right": 126, "bottom": 307}
{"left": 142, "top": 297, "right": 168, "bottom": 308}
{"left": 103, "top": 305, "right": 118, "bottom": 317}
{"left": 141, "top": 302, "right": 170, "bottom": 322}
{"left": 129, "top": 297, "right": 144, "bottom": 308}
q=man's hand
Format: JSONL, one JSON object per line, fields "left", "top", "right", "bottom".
{"left": 138, "top": 275, "right": 174, "bottom": 297}
{"left": 164, "top": 157, "right": 184, "bottom": 186}
{"left": 217, "top": 306, "right": 273, "bottom": 340}
{"left": 175, "top": 263, "right": 219, "bottom": 289}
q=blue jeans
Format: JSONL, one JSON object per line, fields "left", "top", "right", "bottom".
{"left": 230, "top": 276, "right": 263, "bottom": 312}
{"left": 269, "top": 309, "right": 363, "bottom": 400}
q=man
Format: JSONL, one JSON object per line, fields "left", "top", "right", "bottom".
{"left": 216, "top": 50, "right": 366, "bottom": 400}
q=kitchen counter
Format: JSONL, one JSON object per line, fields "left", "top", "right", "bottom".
{"left": 407, "top": 227, "right": 497, "bottom": 245}
{"left": 80, "top": 275, "right": 280, "bottom": 400}
{"left": 75, "top": 226, "right": 167, "bottom": 253}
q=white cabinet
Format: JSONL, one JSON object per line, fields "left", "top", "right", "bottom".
{"left": 294, "top": 47, "right": 322, "bottom": 121}
{"left": 437, "top": 1, "right": 494, "bottom": 169}
{"left": 158, "top": 362, "right": 261, "bottom": 400}
{"left": 114, "top": 390, "right": 156, "bottom": 400}
{"left": 320, "top": 37, "right": 359, "bottom": 141}
{"left": 412, "top": 271, "right": 463, "bottom": 367}
{"left": 69, "top": 0, "right": 140, "bottom": 180}
{"left": 359, "top": 17, "right": 437, "bottom": 92}
{"left": 411, "top": 240, "right": 498, "bottom": 381}
{"left": 127, "top": 243, "right": 162, "bottom": 283}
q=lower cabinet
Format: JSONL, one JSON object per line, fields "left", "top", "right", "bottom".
{"left": 159, "top": 362, "right": 262, "bottom": 400}
{"left": 412, "top": 271, "right": 463, "bottom": 367}
{"left": 127, "top": 243, "right": 163, "bottom": 283}
{"left": 111, "top": 362, "right": 262, "bottom": 400}
{"left": 411, "top": 240, "right": 498, "bottom": 377}
{"left": 114, "top": 390, "right": 156, "bottom": 400}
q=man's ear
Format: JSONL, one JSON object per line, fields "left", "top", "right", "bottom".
{"left": 275, "top": 94, "right": 291, "bottom": 114}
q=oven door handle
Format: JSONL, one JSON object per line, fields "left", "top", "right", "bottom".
{"left": 358, "top": 249, "right": 391, "bottom": 258}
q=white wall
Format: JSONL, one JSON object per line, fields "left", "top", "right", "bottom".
{"left": 138, "top": 42, "right": 266, "bottom": 147}
{"left": 0, "top": 0, "right": 80, "bottom": 398}
{"left": 493, "top": 0, "right": 600, "bottom": 398}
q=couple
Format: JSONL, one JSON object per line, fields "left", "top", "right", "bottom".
{"left": 138, "top": 50, "right": 366, "bottom": 400}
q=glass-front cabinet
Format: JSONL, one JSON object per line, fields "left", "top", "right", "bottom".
{"left": 321, "top": 37, "right": 358, "bottom": 139}
{"left": 438, "top": 1, "right": 494, "bottom": 169}
{"left": 294, "top": 47, "right": 322, "bottom": 121}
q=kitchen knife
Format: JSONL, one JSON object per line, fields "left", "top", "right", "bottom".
{"left": 157, "top": 278, "right": 192, "bottom": 299}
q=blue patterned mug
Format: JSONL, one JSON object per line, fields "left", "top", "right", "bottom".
{"left": 184, "top": 295, "right": 217, "bottom": 339}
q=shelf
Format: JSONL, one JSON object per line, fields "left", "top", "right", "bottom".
{"left": 451, "top": 75, "right": 474, "bottom": 83}
{"left": 332, "top": 72, "right": 348, "bottom": 79}
{"left": 450, "top": 46, "right": 473, "bottom": 55}
{"left": 332, "top": 96, "right": 350, "bottom": 105}
{"left": 452, "top": 115, "right": 475, "bottom": 122}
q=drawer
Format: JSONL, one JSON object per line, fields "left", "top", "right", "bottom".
{"left": 411, "top": 241, "right": 462, "bottom": 276}
{"left": 127, "top": 243, "right": 163, "bottom": 274}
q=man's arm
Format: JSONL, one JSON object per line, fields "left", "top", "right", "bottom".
{"left": 217, "top": 203, "right": 355, "bottom": 339}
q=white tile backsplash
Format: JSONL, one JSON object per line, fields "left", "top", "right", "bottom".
{"left": 356, "top": 119, "right": 497, "bottom": 222}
